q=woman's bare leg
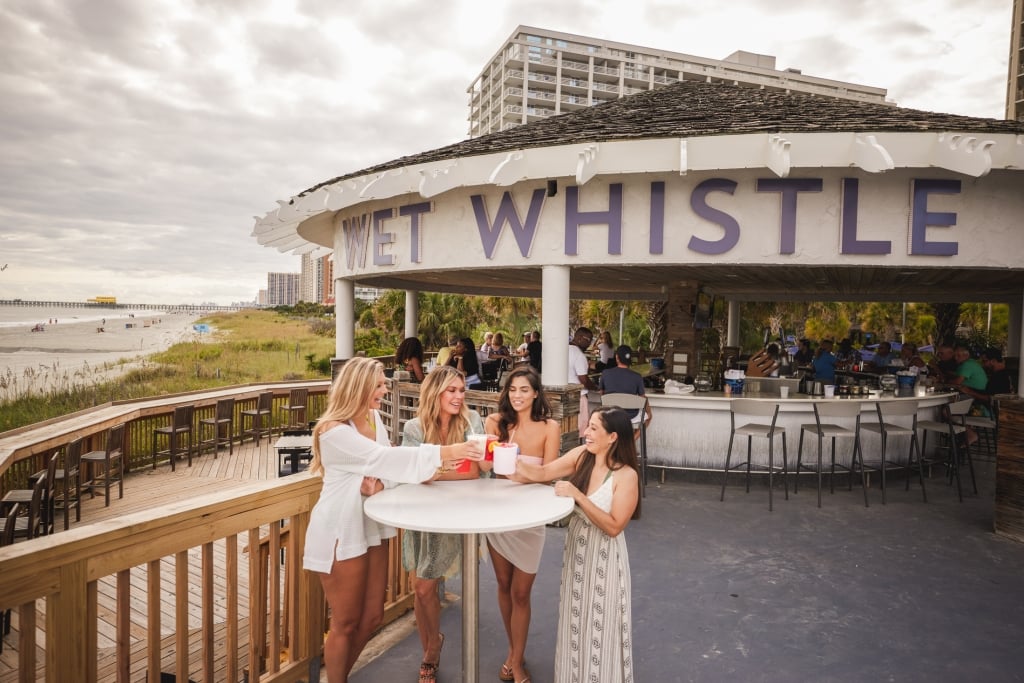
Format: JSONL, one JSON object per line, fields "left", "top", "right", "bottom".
{"left": 488, "top": 545, "right": 536, "bottom": 680}
{"left": 318, "top": 553, "right": 370, "bottom": 683}
{"left": 346, "top": 543, "right": 390, "bottom": 674}
{"left": 413, "top": 574, "right": 445, "bottom": 664}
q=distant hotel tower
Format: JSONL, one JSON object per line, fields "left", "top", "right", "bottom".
{"left": 467, "top": 25, "right": 892, "bottom": 137}
{"left": 1009, "top": 0, "right": 1024, "bottom": 121}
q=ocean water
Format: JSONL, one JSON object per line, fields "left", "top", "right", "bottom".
{"left": 0, "top": 305, "right": 169, "bottom": 329}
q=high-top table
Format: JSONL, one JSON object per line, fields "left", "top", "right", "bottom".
{"left": 364, "top": 477, "right": 573, "bottom": 683}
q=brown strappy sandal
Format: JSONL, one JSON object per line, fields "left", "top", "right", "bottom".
{"left": 418, "top": 633, "right": 444, "bottom": 683}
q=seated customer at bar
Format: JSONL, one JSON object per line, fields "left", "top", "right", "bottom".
{"left": 927, "top": 344, "right": 957, "bottom": 383}
{"left": 599, "top": 345, "right": 652, "bottom": 428}
{"left": 946, "top": 344, "right": 988, "bottom": 394}
{"left": 811, "top": 339, "right": 837, "bottom": 383}
{"left": 892, "top": 343, "right": 926, "bottom": 371}
{"left": 866, "top": 341, "right": 897, "bottom": 372}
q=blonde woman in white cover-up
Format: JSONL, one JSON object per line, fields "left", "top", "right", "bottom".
{"left": 303, "top": 357, "right": 483, "bottom": 683}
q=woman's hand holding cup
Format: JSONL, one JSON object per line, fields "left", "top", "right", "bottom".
{"left": 439, "top": 440, "right": 484, "bottom": 471}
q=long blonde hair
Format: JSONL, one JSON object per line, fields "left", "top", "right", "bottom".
{"left": 416, "top": 365, "right": 470, "bottom": 445}
{"left": 310, "top": 357, "right": 384, "bottom": 476}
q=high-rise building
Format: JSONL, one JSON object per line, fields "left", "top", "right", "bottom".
{"left": 468, "top": 26, "right": 891, "bottom": 137}
{"left": 266, "top": 272, "right": 301, "bottom": 306}
{"left": 300, "top": 252, "right": 326, "bottom": 304}
{"left": 1009, "top": 0, "right": 1024, "bottom": 121}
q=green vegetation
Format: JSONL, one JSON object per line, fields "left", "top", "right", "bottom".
{"left": 0, "top": 309, "right": 336, "bottom": 433}
{"left": 1, "top": 297, "right": 1009, "bottom": 434}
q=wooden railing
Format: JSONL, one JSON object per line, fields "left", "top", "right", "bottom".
{"left": 0, "top": 475, "right": 324, "bottom": 683}
{"left": 0, "top": 382, "right": 330, "bottom": 496}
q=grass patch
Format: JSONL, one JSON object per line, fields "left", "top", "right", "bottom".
{"left": 0, "top": 310, "right": 337, "bottom": 433}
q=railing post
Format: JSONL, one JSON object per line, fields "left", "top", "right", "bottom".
{"left": 46, "top": 560, "right": 89, "bottom": 682}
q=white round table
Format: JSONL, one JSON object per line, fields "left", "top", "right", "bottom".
{"left": 364, "top": 477, "right": 574, "bottom": 683}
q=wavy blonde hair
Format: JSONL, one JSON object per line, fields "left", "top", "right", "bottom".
{"left": 416, "top": 365, "right": 470, "bottom": 445}
{"left": 310, "top": 357, "right": 384, "bottom": 476}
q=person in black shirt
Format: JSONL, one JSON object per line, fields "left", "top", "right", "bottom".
{"left": 525, "top": 330, "right": 542, "bottom": 372}
{"left": 599, "top": 345, "right": 652, "bottom": 428}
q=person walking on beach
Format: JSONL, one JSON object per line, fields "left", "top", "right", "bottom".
{"left": 484, "top": 366, "right": 561, "bottom": 683}
{"left": 302, "top": 357, "right": 483, "bottom": 683}
{"left": 400, "top": 365, "right": 486, "bottom": 683}
{"left": 512, "top": 407, "right": 640, "bottom": 683}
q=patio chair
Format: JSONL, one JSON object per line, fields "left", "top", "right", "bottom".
{"left": 82, "top": 423, "right": 126, "bottom": 506}
{"left": 720, "top": 399, "right": 788, "bottom": 511}
{"left": 4, "top": 451, "right": 58, "bottom": 536}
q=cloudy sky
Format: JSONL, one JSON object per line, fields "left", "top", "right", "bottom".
{"left": 0, "top": 0, "right": 1013, "bottom": 305}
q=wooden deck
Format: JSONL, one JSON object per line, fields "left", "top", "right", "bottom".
{"left": 0, "top": 435, "right": 297, "bottom": 682}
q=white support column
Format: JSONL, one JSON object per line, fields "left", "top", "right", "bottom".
{"left": 335, "top": 279, "right": 354, "bottom": 359}
{"left": 727, "top": 300, "right": 740, "bottom": 347}
{"left": 541, "top": 265, "right": 570, "bottom": 387}
{"left": 405, "top": 290, "right": 419, "bottom": 339}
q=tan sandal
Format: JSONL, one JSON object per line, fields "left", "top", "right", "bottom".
{"left": 499, "top": 663, "right": 514, "bottom": 681}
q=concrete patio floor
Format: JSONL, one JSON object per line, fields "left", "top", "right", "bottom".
{"left": 351, "top": 459, "right": 1024, "bottom": 683}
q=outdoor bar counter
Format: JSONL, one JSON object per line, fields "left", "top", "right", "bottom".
{"left": 646, "top": 383, "right": 955, "bottom": 472}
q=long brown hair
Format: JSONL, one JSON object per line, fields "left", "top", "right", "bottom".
{"left": 309, "top": 357, "right": 384, "bottom": 476}
{"left": 568, "top": 407, "right": 641, "bottom": 519}
{"left": 495, "top": 366, "right": 551, "bottom": 441}
{"left": 416, "top": 365, "right": 470, "bottom": 445}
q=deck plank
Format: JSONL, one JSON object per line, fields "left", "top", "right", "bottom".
{"left": 0, "top": 435, "right": 292, "bottom": 681}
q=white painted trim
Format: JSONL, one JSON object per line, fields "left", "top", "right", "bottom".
{"left": 254, "top": 132, "right": 1024, "bottom": 255}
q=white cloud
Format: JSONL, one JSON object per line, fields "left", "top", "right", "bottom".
{"left": 0, "top": 0, "right": 1014, "bottom": 304}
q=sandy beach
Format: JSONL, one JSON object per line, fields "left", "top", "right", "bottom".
{"left": 0, "top": 309, "right": 205, "bottom": 395}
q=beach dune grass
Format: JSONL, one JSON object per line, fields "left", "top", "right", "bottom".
{"left": 0, "top": 310, "right": 336, "bottom": 433}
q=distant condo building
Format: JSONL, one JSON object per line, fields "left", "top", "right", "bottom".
{"left": 468, "top": 25, "right": 892, "bottom": 137}
{"left": 266, "top": 272, "right": 301, "bottom": 306}
{"left": 300, "top": 252, "right": 324, "bottom": 304}
{"left": 1009, "top": 0, "right": 1024, "bottom": 121}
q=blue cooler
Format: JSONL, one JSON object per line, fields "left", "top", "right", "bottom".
{"left": 724, "top": 378, "right": 745, "bottom": 394}
{"left": 896, "top": 373, "right": 916, "bottom": 396}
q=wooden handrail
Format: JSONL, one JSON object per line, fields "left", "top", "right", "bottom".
{"left": 0, "top": 475, "right": 325, "bottom": 682}
{"left": 0, "top": 380, "right": 331, "bottom": 492}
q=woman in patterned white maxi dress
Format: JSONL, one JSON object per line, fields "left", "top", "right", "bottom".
{"left": 512, "top": 407, "right": 640, "bottom": 683}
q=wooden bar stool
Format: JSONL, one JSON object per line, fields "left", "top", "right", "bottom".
{"left": 82, "top": 424, "right": 126, "bottom": 506}
{"left": 199, "top": 398, "right": 235, "bottom": 457}
{"left": 241, "top": 391, "right": 274, "bottom": 443}
{"left": 152, "top": 405, "right": 195, "bottom": 471}
{"left": 281, "top": 388, "right": 309, "bottom": 429}
{"left": 53, "top": 438, "right": 84, "bottom": 530}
